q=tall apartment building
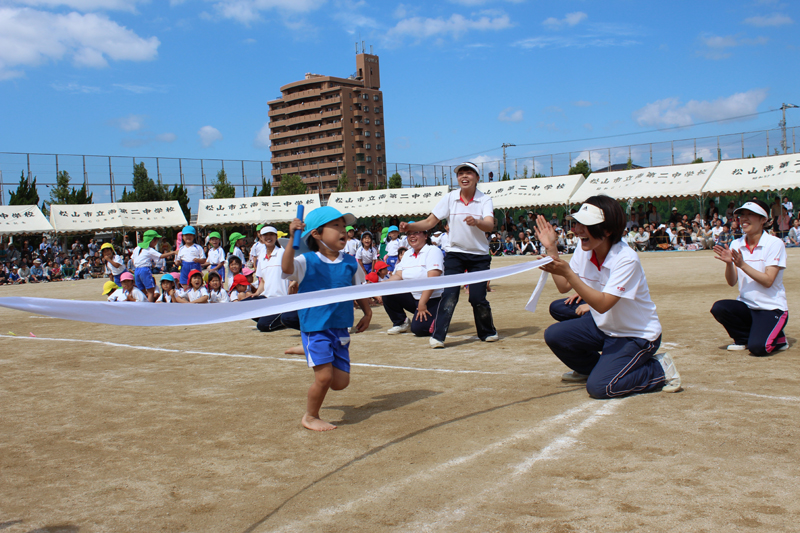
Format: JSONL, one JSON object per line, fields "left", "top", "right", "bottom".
{"left": 268, "top": 52, "right": 387, "bottom": 197}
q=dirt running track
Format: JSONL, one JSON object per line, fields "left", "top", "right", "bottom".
{"left": 1, "top": 250, "right": 799, "bottom": 532}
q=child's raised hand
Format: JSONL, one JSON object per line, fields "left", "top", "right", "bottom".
{"left": 399, "top": 221, "right": 409, "bottom": 232}
{"left": 289, "top": 218, "right": 305, "bottom": 235}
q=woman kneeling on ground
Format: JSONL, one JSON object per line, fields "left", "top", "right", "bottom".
{"left": 711, "top": 200, "right": 789, "bottom": 356}
{"left": 382, "top": 225, "right": 443, "bottom": 336}
{"left": 536, "top": 195, "right": 682, "bottom": 398}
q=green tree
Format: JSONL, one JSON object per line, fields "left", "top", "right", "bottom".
{"left": 253, "top": 177, "right": 272, "bottom": 197}
{"left": 168, "top": 184, "right": 192, "bottom": 222}
{"left": 121, "top": 162, "right": 166, "bottom": 203}
{"left": 211, "top": 168, "right": 236, "bottom": 199}
{"left": 9, "top": 171, "right": 40, "bottom": 206}
{"left": 500, "top": 171, "right": 510, "bottom": 181}
{"left": 626, "top": 157, "right": 634, "bottom": 170}
{"left": 522, "top": 166, "right": 529, "bottom": 179}
{"left": 691, "top": 157, "right": 704, "bottom": 164}
{"left": 276, "top": 174, "right": 307, "bottom": 196}
{"left": 336, "top": 171, "right": 349, "bottom": 193}
{"left": 568, "top": 160, "right": 591, "bottom": 179}
{"left": 534, "top": 172, "right": 547, "bottom": 178}
{"left": 388, "top": 172, "right": 402, "bottom": 189}
{"left": 48, "top": 170, "right": 93, "bottom": 209}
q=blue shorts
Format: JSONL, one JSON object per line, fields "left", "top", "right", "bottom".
{"left": 301, "top": 328, "right": 351, "bottom": 373}
{"left": 180, "top": 261, "right": 203, "bottom": 285}
{"left": 386, "top": 255, "right": 398, "bottom": 272}
{"left": 134, "top": 267, "right": 155, "bottom": 292}
{"left": 362, "top": 262, "right": 373, "bottom": 274}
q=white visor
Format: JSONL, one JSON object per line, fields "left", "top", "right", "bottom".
{"left": 454, "top": 162, "right": 480, "bottom": 176}
{"left": 733, "top": 202, "right": 768, "bottom": 219}
{"left": 260, "top": 225, "right": 278, "bottom": 235}
{"left": 567, "top": 203, "right": 605, "bottom": 226}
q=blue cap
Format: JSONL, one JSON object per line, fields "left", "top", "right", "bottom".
{"left": 182, "top": 225, "right": 196, "bottom": 235}
{"left": 301, "top": 206, "right": 356, "bottom": 243}
{"left": 160, "top": 273, "right": 175, "bottom": 284}
{"left": 387, "top": 225, "right": 399, "bottom": 233}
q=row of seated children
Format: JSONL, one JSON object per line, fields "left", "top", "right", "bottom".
{"left": 103, "top": 270, "right": 257, "bottom": 303}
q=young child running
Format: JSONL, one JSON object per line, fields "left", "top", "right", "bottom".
{"left": 206, "top": 232, "right": 226, "bottom": 283}
{"left": 282, "top": 206, "right": 372, "bottom": 431}
{"left": 132, "top": 230, "right": 177, "bottom": 302}
{"left": 100, "top": 243, "right": 126, "bottom": 285}
{"left": 355, "top": 231, "right": 378, "bottom": 273}
{"left": 175, "top": 226, "right": 207, "bottom": 289}
{"left": 207, "top": 271, "right": 229, "bottom": 303}
{"left": 535, "top": 196, "right": 682, "bottom": 397}
{"left": 711, "top": 200, "right": 789, "bottom": 356}
{"left": 174, "top": 269, "right": 209, "bottom": 303}
{"left": 156, "top": 273, "right": 177, "bottom": 303}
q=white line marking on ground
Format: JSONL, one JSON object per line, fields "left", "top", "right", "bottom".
{"left": 266, "top": 402, "right": 599, "bottom": 533}
{"left": 0, "top": 334, "right": 527, "bottom": 376}
{"left": 693, "top": 386, "right": 800, "bottom": 403}
{"left": 411, "top": 400, "right": 623, "bottom": 533}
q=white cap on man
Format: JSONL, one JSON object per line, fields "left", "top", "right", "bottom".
{"left": 733, "top": 202, "right": 769, "bottom": 219}
{"left": 567, "top": 203, "right": 605, "bottom": 226}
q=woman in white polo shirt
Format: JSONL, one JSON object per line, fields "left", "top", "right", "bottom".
{"left": 400, "top": 162, "right": 497, "bottom": 348}
{"left": 536, "top": 195, "right": 682, "bottom": 398}
{"left": 711, "top": 200, "right": 789, "bottom": 356}
{"left": 382, "top": 226, "right": 444, "bottom": 336}
{"left": 251, "top": 226, "right": 300, "bottom": 332}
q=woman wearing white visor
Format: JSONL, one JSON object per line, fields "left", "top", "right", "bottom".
{"left": 711, "top": 200, "right": 789, "bottom": 356}
{"left": 536, "top": 195, "right": 681, "bottom": 398}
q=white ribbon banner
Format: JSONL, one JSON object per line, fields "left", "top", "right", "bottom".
{"left": 0, "top": 258, "right": 552, "bottom": 327}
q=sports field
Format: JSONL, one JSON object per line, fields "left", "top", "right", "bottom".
{"left": 2, "top": 250, "right": 799, "bottom": 532}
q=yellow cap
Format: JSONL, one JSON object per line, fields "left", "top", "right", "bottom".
{"left": 102, "top": 281, "right": 119, "bottom": 295}
{"left": 100, "top": 243, "right": 115, "bottom": 251}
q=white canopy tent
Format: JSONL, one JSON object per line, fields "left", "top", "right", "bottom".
{"left": 569, "top": 162, "right": 718, "bottom": 204}
{"left": 702, "top": 153, "right": 800, "bottom": 195}
{"left": 0, "top": 205, "right": 53, "bottom": 236}
{"left": 327, "top": 186, "right": 449, "bottom": 219}
{"left": 195, "top": 194, "right": 321, "bottom": 226}
{"left": 49, "top": 201, "right": 187, "bottom": 234}
{"left": 478, "top": 175, "right": 585, "bottom": 209}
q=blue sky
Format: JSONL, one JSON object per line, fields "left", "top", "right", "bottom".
{"left": 1, "top": 0, "right": 798, "bottom": 201}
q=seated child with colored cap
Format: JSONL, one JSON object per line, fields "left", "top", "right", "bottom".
{"left": 155, "top": 273, "right": 177, "bottom": 303}
{"left": 102, "top": 280, "right": 120, "bottom": 301}
{"left": 229, "top": 273, "right": 254, "bottom": 301}
{"left": 174, "top": 269, "right": 209, "bottom": 303}
{"left": 282, "top": 206, "right": 372, "bottom": 432}
{"left": 207, "top": 271, "right": 229, "bottom": 303}
{"left": 111, "top": 272, "right": 148, "bottom": 302}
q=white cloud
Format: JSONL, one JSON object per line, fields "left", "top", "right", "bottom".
{"left": 11, "top": 0, "right": 144, "bottom": 11}
{"left": 385, "top": 12, "right": 512, "bottom": 44}
{"left": 254, "top": 122, "right": 271, "bottom": 148}
{"left": 155, "top": 132, "right": 176, "bottom": 142}
{"left": 698, "top": 33, "right": 768, "bottom": 59}
{"left": 514, "top": 35, "right": 637, "bottom": 49}
{"left": 498, "top": 107, "right": 523, "bottom": 122}
{"left": 198, "top": 125, "right": 223, "bottom": 147}
{"left": 113, "top": 82, "right": 168, "bottom": 93}
{"left": 109, "top": 114, "right": 146, "bottom": 131}
{"left": 51, "top": 81, "right": 102, "bottom": 92}
{"left": 543, "top": 11, "right": 587, "bottom": 29}
{"left": 0, "top": 7, "right": 159, "bottom": 79}
{"left": 632, "top": 89, "right": 769, "bottom": 127}
{"left": 211, "top": 0, "right": 324, "bottom": 25}
{"left": 743, "top": 14, "right": 793, "bottom": 27}
{"left": 573, "top": 100, "right": 593, "bottom": 107}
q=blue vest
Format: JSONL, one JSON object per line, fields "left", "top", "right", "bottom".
{"left": 298, "top": 252, "right": 358, "bottom": 332}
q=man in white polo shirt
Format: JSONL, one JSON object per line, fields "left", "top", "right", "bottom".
{"left": 536, "top": 195, "right": 682, "bottom": 397}
{"left": 711, "top": 200, "right": 789, "bottom": 356}
{"left": 401, "top": 162, "right": 497, "bottom": 348}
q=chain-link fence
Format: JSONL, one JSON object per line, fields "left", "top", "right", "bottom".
{"left": 2, "top": 126, "right": 796, "bottom": 207}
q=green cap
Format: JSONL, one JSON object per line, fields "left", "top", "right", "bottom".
{"left": 229, "top": 232, "right": 245, "bottom": 254}
{"left": 346, "top": 226, "right": 355, "bottom": 232}
{"left": 256, "top": 224, "right": 265, "bottom": 232}
{"left": 137, "top": 229, "right": 162, "bottom": 249}
{"left": 208, "top": 231, "right": 221, "bottom": 240}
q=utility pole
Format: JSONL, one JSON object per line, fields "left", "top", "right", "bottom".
{"left": 501, "top": 143, "right": 515, "bottom": 178}
{"left": 780, "top": 103, "right": 798, "bottom": 154}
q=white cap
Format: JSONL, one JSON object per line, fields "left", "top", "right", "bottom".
{"left": 567, "top": 203, "right": 605, "bottom": 226}
{"left": 491, "top": 233, "right": 497, "bottom": 238}
{"left": 454, "top": 162, "right": 480, "bottom": 176}
{"left": 260, "top": 225, "right": 278, "bottom": 235}
{"left": 734, "top": 202, "right": 768, "bottom": 219}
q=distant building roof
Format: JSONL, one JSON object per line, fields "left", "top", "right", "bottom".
{"left": 592, "top": 163, "right": 644, "bottom": 172}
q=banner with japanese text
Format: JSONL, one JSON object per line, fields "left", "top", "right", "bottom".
{"left": 478, "top": 175, "right": 584, "bottom": 209}
{"left": 702, "top": 154, "right": 800, "bottom": 195}
{"left": 49, "top": 201, "right": 187, "bottom": 233}
{"left": 0, "top": 205, "right": 53, "bottom": 236}
{"left": 195, "top": 194, "right": 321, "bottom": 226}
{"left": 569, "top": 162, "right": 718, "bottom": 203}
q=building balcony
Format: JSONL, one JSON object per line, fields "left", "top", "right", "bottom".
{"left": 270, "top": 134, "right": 343, "bottom": 151}
{"left": 269, "top": 96, "right": 341, "bottom": 117}
{"left": 271, "top": 147, "right": 344, "bottom": 163}
{"left": 269, "top": 121, "right": 343, "bottom": 140}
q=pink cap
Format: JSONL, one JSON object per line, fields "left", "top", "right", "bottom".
{"left": 120, "top": 272, "right": 134, "bottom": 281}
{"left": 242, "top": 267, "right": 254, "bottom": 276}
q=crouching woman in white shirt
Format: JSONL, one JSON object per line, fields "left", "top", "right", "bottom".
{"left": 382, "top": 228, "right": 444, "bottom": 336}
{"left": 536, "top": 195, "right": 682, "bottom": 398}
{"left": 711, "top": 200, "right": 789, "bottom": 356}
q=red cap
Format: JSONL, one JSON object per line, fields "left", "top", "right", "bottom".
{"left": 373, "top": 260, "right": 389, "bottom": 271}
{"left": 188, "top": 269, "right": 203, "bottom": 280}
{"left": 365, "top": 271, "right": 379, "bottom": 283}
{"left": 231, "top": 274, "right": 249, "bottom": 290}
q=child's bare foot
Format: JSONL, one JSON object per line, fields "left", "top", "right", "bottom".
{"left": 284, "top": 345, "right": 304, "bottom": 355}
{"left": 302, "top": 413, "right": 337, "bottom": 431}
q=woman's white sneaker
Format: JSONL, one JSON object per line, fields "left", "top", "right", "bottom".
{"left": 387, "top": 318, "right": 410, "bottom": 335}
{"left": 655, "top": 352, "right": 682, "bottom": 393}
{"left": 727, "top": 344, "right": 748, "bottom": 351}
{"left": 429, "top": 337, "right": 445, "bottom": 349}
{"left": 561, "top": 371, "right": 589, "bottom": 383}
